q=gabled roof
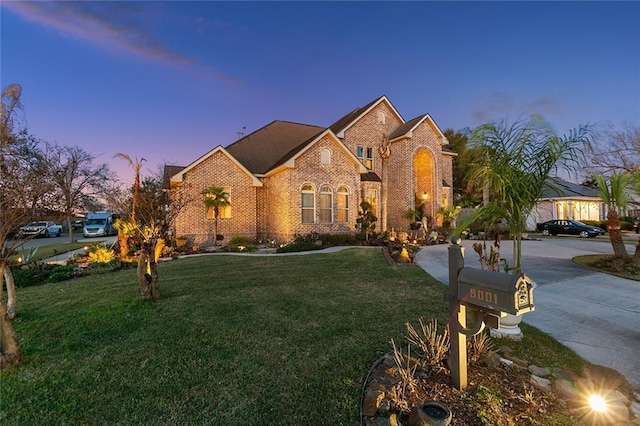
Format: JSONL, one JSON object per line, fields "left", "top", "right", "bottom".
{"left": 264, "top": 128, "right": 368, "bottom": 177}
{"left": 163, "top": 165, "right": 185, "bottom": 189}
{"left": 540, "top": 177, "right": 600, "bottom": 200}
{"left": 170, "top": 146, "right": 263, "bottom": 187}
{"left": 225, "top": 121, "right": 324, "bottom": 174}
{"left": 388, "top": 113, "right": 448, "bottom": 144}
{"left": 329, "top": 95, "right": 404, "bottom": 138}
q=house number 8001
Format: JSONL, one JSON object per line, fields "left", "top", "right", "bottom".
{"left": 469, "top": 288, "right": 498, "bottom": 305}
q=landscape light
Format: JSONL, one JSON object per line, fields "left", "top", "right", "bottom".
{"left": 588, "top": 394, "right": 608, "bottom": 412}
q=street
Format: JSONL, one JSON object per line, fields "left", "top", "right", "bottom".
{"left": 10, "top": 233, "right": 118, "bottom": 250}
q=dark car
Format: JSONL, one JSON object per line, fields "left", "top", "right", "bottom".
{"left": 634, "top": 219, "right": 639, "bottom": 234}
{"left": 536, "top": 220, "right": 605, "bottom": 238}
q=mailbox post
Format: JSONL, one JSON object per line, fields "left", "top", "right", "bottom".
{"left": 447, "top": 237, "right": 535, "bottom": 391}
{"left": 447, "top": 237, "right": 467, "bottom": 390}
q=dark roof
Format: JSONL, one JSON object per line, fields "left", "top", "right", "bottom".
{"left": 225, "top": 121, "right": 324, "bottom": 174}
{"left": 361, "top": 172, "right": 381, "bottom": 182}
{"left": 163, "top": 164, "right": 185, "bottom": 189}
{"left": 442, "top": 180, "right": 451, "bottom": 188}
{"left": 442, "top": 145, "right": 455, "bottom": 154}
{"left": 540, "top": 177, "right": 600, "bottom": 199}
{"left": 388, "top": 114, "right": 426, "bottom": 140}
{"left": 329, "top": 96, "right": 385, "bottom": 135}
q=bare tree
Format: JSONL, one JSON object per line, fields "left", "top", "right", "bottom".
{"left": 585, "top": 122, "right": 640, "bottom": 177}
{"left": 42, "top": 143, "right": 114, "bottom": 242}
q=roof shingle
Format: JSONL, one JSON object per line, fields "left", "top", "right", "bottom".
{"left": 225, "top": 121, "right": 324, "bottom": 174}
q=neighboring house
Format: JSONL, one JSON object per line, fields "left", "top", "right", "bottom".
{"left": 167, "top": 96, "right": 455, "bottom": 243}
{"left": 527, "top": 177, "right": 604, "bottom": 230}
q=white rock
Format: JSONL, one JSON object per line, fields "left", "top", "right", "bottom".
{"left": 530, "top": 374, "right": 552, "bottom": 392}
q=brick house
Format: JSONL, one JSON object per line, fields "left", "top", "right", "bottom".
{"left": 167, "top": 96, "right": 454, "bottom": 243}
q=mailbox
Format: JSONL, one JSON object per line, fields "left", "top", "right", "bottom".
{"left": 457, "top": 267, "right": 535, "bottom": 316}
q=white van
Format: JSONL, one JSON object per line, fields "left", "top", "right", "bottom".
{"left": 83, "top": 212, "right": 119, "bottom": 237}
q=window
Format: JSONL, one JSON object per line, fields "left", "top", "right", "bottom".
{"left": 365, "top": 147, "right": 373, "bottom": 170}
{"left": 364, "top": 188, "right": 378, "bottom": 216}
{"left": 337, "top": 186, "right": 349, "bottom": 223}
{"left": 320, "top": 148, "right": 331, "bottom": 165}
{"left": 319, "top": 185, "right": 333, "bottom": 223}
{"left": 356, "top": 145, "right": 364, "bottom": 163}
{"left": 302, "top": 184, "right": 315, "bottom": 224}
{"left": 205, "top": 186, "right": 231, "bottom": 219}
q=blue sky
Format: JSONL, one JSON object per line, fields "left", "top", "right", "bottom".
{"left": 2, "top": 1, "right": 639, "bottom": 184}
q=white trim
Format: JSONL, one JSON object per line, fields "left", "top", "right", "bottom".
{"left": 170, "top": 146, "right": 263, "bottom": 187}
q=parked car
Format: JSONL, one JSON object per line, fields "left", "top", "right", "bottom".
{"left": 536, "top": 219, "right": 605, "bottom": 238}
{"left": 634, "top": 219, "right": 639, "bottom": 234}
{"left": 83, "top": 212, "right": 119, "bottom": 237}
{"left": 19, "top": 221, "right": 63, "bottom": 238}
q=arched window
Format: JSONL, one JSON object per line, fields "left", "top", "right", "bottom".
{"left": 319, "top": 185, "right": 333, "bottom": 223}
{"left": 320, "top": 148, "right": 331, "bottom": 165}
{"left": 336, "top": 186, "right": 349, "bottom": 223}
{"left": 301, "top": 184, "right": 315, "bottom": 224}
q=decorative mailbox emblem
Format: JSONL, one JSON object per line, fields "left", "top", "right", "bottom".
{"left": 457, "top": 267, "right": 535, "bottom": 316}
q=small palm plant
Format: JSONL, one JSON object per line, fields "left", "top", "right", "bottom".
{"left": 202, "top": 186, "right": 231, "bottom": 246}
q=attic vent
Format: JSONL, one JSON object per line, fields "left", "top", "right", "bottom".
{"left": 377, "top": 111, "right": 386, "bottom": 125}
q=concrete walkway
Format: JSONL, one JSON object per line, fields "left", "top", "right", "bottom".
{"left": 415, "top": 237, "right": 640, "bottom": 390}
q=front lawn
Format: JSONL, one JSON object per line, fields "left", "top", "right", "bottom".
{"left": 1, "top": 249, "right": 584, "bottom": 424}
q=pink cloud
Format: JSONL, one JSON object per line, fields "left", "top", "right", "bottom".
{"left": 3, "top": 1, "right": 237, "bottom": 83}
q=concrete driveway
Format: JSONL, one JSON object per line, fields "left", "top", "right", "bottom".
{"left": 415, "top": 236, "right": 640, "bottom": 390}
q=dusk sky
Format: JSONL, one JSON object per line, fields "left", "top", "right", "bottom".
{"left": 2, "top": 1, "right": 639, "bottom": 184}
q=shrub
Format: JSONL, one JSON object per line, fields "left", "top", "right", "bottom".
{"left": 405, "top": 318, "right": 450, "bottom": 368}
{"left": 468, "top": 331, "right": 496, "bottom": 365}
{"left": 224, "top": 236, "right": 257, "bottom": 253}
{"left": 582, "top": 220, "right": 607, "bottom": 231}
{"left": 88, "top": 246, "right": 116, "bottom": 264}
{"left": 276, "top": 241, "right": 324, "bottom": 253}
{"left": 47, "top": 264, "right": 78, "bottom": 283}
{"left": 621, "top": 220, "right": 633, "bottom": 231}
{"left": 318, "top": 233, "right": 360, "bottom": 246}
{"left": 228, "top": 236, "right": 253, "bottom": 246}
{"left": 11, "top": 267, "right": 51, "bottom": 287}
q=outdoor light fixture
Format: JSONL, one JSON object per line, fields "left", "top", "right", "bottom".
{"left": 422, "top": 192, "right": 429, "bottom": 200}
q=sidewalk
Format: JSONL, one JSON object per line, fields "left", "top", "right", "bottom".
{"left": 44, "top": 237, "right": 116, "bottom": 264}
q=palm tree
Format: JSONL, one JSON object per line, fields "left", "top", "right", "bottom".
{"left": 202, "top": 186, "right": 230, "bottom": 246}
{"left": 466, "top": 115, "right": 591, "bottom": 273}
{"left": 114, "top": 153, "right": 146, "bottom": 223}
{"left": 595, "top": 173, "right": 632, "bottom": 258}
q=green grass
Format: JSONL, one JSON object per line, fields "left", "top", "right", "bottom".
{"left": 1, "top": 249, "right": 586, "bottom": 425}
{"left": 573, "top": 254, "right": 639, "bottom": 281}
{"left": 7, "top": 242, "right": 99, "bottom": 264}
{"left": 494, "top": 323, "right": 587, "bottom": 371}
